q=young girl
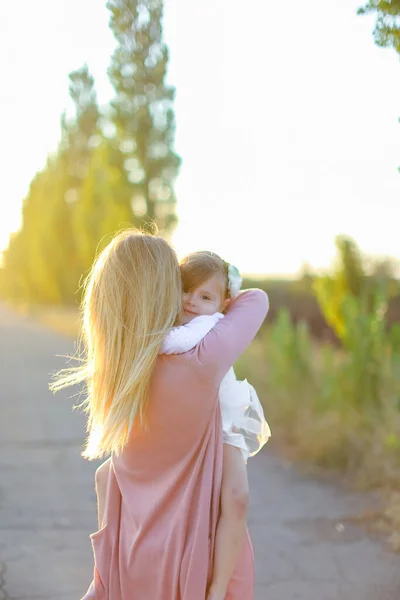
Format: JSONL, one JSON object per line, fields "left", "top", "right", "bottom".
{"left": 161, "top": 251, "right": 271, "bottom": 600}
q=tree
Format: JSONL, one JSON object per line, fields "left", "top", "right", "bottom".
{"left": 107, "top": 0, "right": 181, "bottom": 236}
{"left": 357, "top": 1, "right": 400, "bottom": 54}
{"left": 0, "top": 66, "right": 100, "bottom": 305}
{"left": 1, "top": 13, "right": 182, "bottom": 306}
{"left": 313, "top": 235, "right": 367, "bottom": 340}
{"left": 358, "top": 2, "right": 400, "bottom": 177}
{"left": 1, "top": 231, "right": 32, "bottom": 302}
{"left": 64, "top": 64, "right": 100, "bottom": 193}
{"left": 72, "top": 138, "right": 136, "bottom": 273}
{"left": 1, "top": 156, "right": 76, "bottom": 305}
{"left": 334, "top": 235, "right": 366, "bottom": 297}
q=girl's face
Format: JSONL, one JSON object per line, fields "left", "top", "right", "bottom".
{"left": 181, "top": 274, "right": 230, "bottom": 324}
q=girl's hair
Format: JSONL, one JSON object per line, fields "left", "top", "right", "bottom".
{"left": 50, "top": 229, "right": 182, "bottom": 460}
{"left": 180, "top": 251, "right": 229, "bottom": 297}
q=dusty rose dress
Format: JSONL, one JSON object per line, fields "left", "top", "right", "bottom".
{"left": 83, "top": 289, "right": 269, "bottom": 600}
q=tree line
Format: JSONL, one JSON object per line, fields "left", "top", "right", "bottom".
{"left": 0, "top": 0, "right": 180, "bottom": 305}
{"left": 1, "top": 1, "right": 398, "bottom": 305}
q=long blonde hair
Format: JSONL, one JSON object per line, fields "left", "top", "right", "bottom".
{"left": 50, "top": 229, "right": 182, "bottom": 460}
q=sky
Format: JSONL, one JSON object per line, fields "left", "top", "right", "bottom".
{"left": 0, "top": 0, "right": 399, "bottom": 276}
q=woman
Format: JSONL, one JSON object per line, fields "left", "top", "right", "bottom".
{"left": 51, "top": 229, "right": 268, "bottom": 599}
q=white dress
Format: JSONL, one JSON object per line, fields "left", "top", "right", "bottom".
{"left": 160, "top": 313, "right": 271, "bottom": 462}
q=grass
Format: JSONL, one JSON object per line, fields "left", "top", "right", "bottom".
{"left": 236, "top": 328, "right": 400, "bottom": 551}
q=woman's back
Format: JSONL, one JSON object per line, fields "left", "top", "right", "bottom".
{"left": 88, "top": 289, "right": 268, "bottom": 600}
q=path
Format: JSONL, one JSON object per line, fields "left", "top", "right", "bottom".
{"left": 0, "top": 304, "right": 399, "bottom": 600}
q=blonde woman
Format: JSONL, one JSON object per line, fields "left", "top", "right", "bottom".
{"left": 51, "top": 229, "right": 269, "bottom": 600}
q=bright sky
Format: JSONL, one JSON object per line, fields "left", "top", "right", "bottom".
{"left": 0, "top": 0, "right": 399, "bottom": 276}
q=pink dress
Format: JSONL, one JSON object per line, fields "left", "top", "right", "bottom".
{"left": 82, "top": 289, "right": 269, "bottom": 600}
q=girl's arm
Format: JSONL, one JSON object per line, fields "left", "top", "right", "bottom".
{"left": 161, "top": 313, "right": 223, "bottom": 354}
{"left": 192, "top": 289, "right": 269, "bottom": 383}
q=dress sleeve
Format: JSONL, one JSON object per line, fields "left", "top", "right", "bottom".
{"left": 160, "top": 313, "right": 224, "bottom": 354}
{"left": 191, "top": 289, "right": 269, "bottom": 384}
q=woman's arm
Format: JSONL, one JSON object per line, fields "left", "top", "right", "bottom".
{"left": 192, "top": 289, "right": 269, "bottom": 384}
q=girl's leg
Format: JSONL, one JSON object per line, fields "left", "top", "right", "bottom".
{"left": 94, "top": 458, "right": 111, "bottom": 529}
{"left": 224, "top": 528, "right": 255, "bottom": 600}
{"left": 207, "top": 444, "right": 249, "bottom": 600}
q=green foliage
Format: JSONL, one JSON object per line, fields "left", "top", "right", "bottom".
{"left": 265, "top": 309, "right": 321, "bottom": 427}
{"left": 358, "top": 0, "right": 400, "bottom": 185}
{"left": 107, "top": 0, "right": 181, "bottom": 235}
{"left": 262, "top": 290, "right": 400, "bottom": 473}
{"left": 268, "top": 309, "right": 314, "bottom": 390}
{"left": 313, "top": 235, "right": 367, "bottom": 341}
{"left": 2, "top": 158, "right": 76, "bottom": 304}
{"left": 337, "top": 290, "right": 393, "bottom": 411}
{"left": 258, "top": 237, "right": 399, "bottom": 473}
{"left": 390, "top": 323, "right": 400, "bottom": 353}
{"left": 358, "top": 0, "right": 400, "bottom": 54}
{"left": 1, "top": 0, "right": 180, "bottom": 306}
{"left": 72, "top": 139, "right": 136, "bottom": 275}
{"left": 311, "top": 236, "right": 400, "bottom": 416}
{"left": 1, "top": 65, "right": 101, "bottom": 305}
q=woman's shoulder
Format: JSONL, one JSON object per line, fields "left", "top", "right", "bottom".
{"left": 188, "top": 289, "right": 269, "bottom": 384}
